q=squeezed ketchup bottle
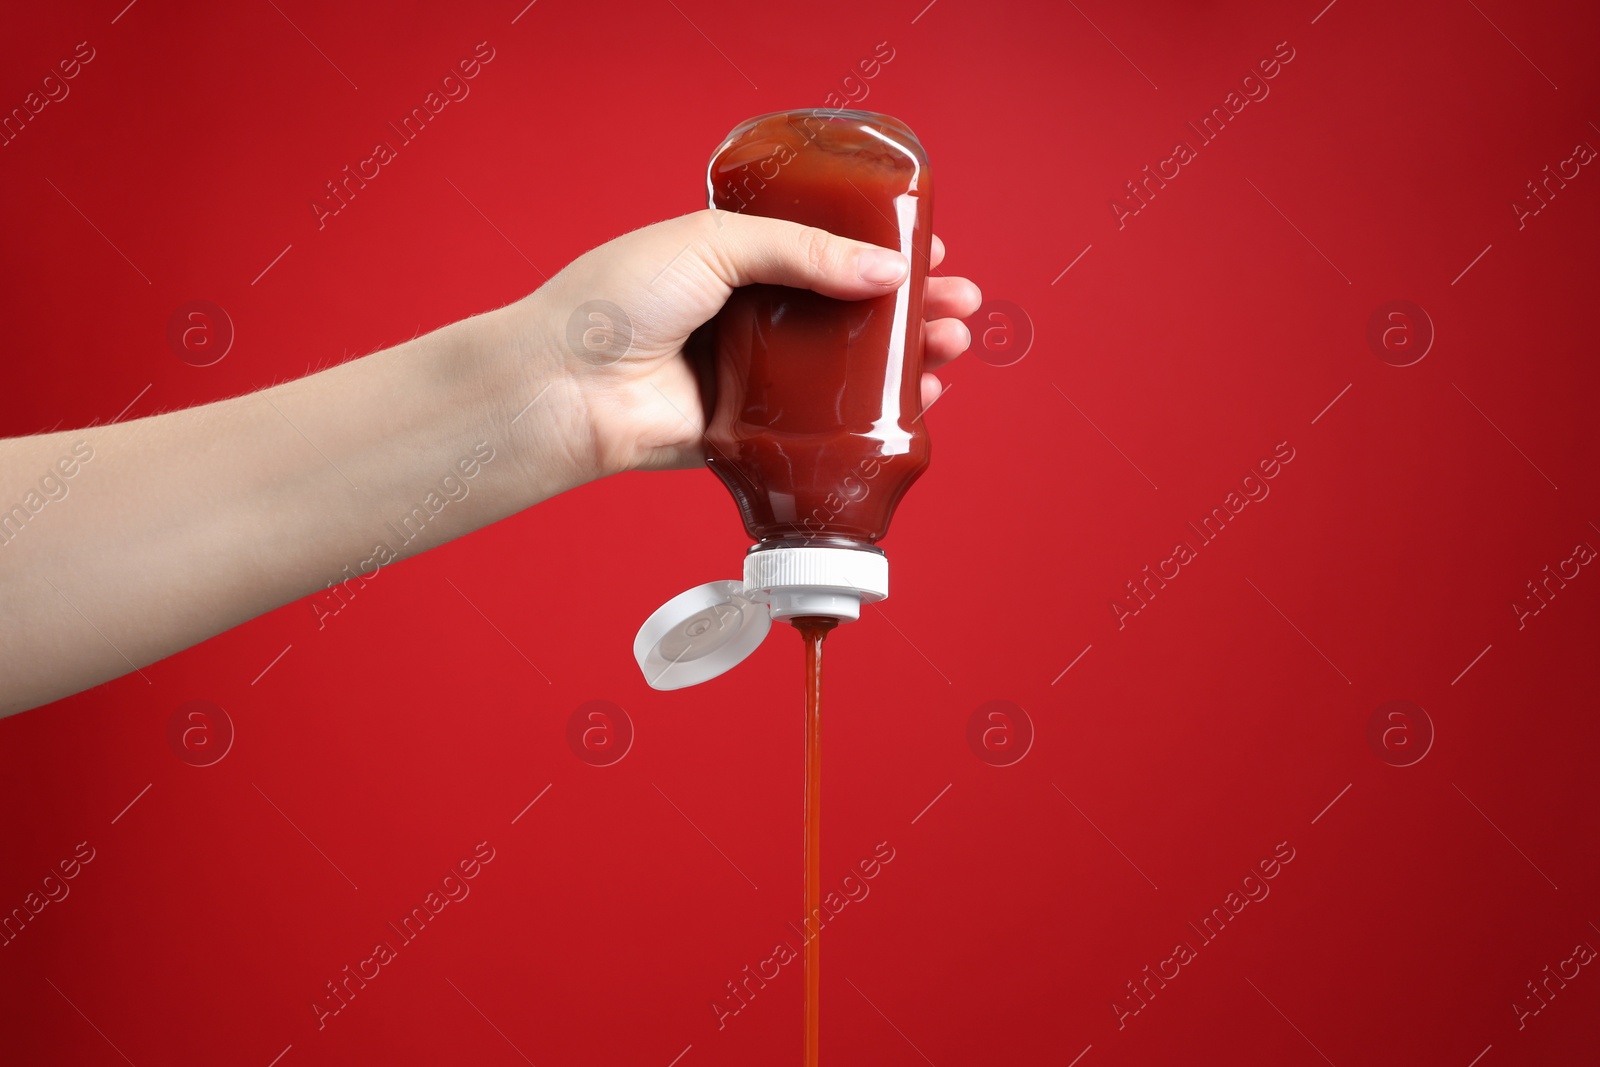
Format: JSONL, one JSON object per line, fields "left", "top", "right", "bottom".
{"left": 634, "top": 108, "right": 933, "bottom": 688}
{"left": 706, "top": 111, "right": 933, "bottom": 568}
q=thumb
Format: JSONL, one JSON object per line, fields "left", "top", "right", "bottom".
{"left": 694, "top": 210, "right": 910, "bottom": 298}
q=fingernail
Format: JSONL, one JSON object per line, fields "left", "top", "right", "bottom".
{"left": 859, "top": 249, "right": 908, "bottom": 285}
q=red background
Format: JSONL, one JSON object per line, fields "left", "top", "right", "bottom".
{"left": 3, "top": 0, "right": 1598, "bottom": 1064}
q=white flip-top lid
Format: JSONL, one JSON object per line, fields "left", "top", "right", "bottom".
{"left": 633, "top": 545, "right": 888, "bottom": 690}
{"left": 633, "top": 580, "right": 770, "bottom": 691}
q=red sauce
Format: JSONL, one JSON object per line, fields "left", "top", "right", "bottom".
{"left": 793, "top": 615, "right": 836, "bottom": 1067}
{"left": 704, "top": 109, "right": 934, "bottom": 548}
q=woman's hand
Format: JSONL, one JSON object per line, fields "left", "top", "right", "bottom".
{"left": 500, "top": 210, "right": 983, "bottom": 477}
{"left": 0, "top": 210, "right": 982, "bottom": 715}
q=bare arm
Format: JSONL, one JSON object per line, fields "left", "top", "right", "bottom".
{"left": 0, "top": 308, "right": 582, "bottom": 715}
{"left": 0, "top": 211, "right": 981, "bottom": 716}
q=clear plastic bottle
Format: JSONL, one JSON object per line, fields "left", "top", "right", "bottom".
{"left": 705, "top": 108, "right": 934, "bottom": 552}
{"left": 635, "top": 108, "right": 934, "bottom": 686}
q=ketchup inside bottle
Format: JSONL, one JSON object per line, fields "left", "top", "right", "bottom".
{"left": 704, "top": 109, "right": 934, "bottom": 549}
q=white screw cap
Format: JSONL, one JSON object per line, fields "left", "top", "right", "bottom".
{"left": 743, "top": 545, "right": 888, "bottom": 622}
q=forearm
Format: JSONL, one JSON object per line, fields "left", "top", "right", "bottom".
{"left": 0, "top": 301, "right": 583, "bottom": 716}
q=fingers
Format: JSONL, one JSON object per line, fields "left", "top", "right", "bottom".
{"left": 924, "top": 317, "right": 971, "bottom": 370}
{"left": 929, "top": 234, "right": 945, "bottom": 270}
{"left": 697, "top": 211, "right": 908, "bottom": 299}
{"left": 926, "top": 275, "right": 982, "bottom": 320}
{"left": 925, "top": 264, "right": 981, "bottom": 371}
{"left": 919, "top": 372, "right": 943, "bottom": 411}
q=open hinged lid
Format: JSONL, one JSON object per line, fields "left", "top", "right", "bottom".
{"left": 633, "top": 581, "right": 771, "bottom": 690}
{"left": 633, "top": 546, "right": 889, "bottom": 690}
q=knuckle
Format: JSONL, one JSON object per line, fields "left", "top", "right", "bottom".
{"left": 688, "top": 210, "right": 736, "bottom": 280}
{"left": 686, "top": 209, "right": 724, "bottom": 253}
{"left": 693, "top": 208, "right": 724, "bottom": 237}
{"left": 796, "top": 225, "right": 835, "bottom": 276}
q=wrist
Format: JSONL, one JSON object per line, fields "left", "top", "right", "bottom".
{"left": 461, "top": 295, "right": 612, "bottom": 497}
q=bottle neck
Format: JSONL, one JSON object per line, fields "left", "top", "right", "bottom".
{"left": 750, "top": 535, "right": 883, "bottom": 557}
